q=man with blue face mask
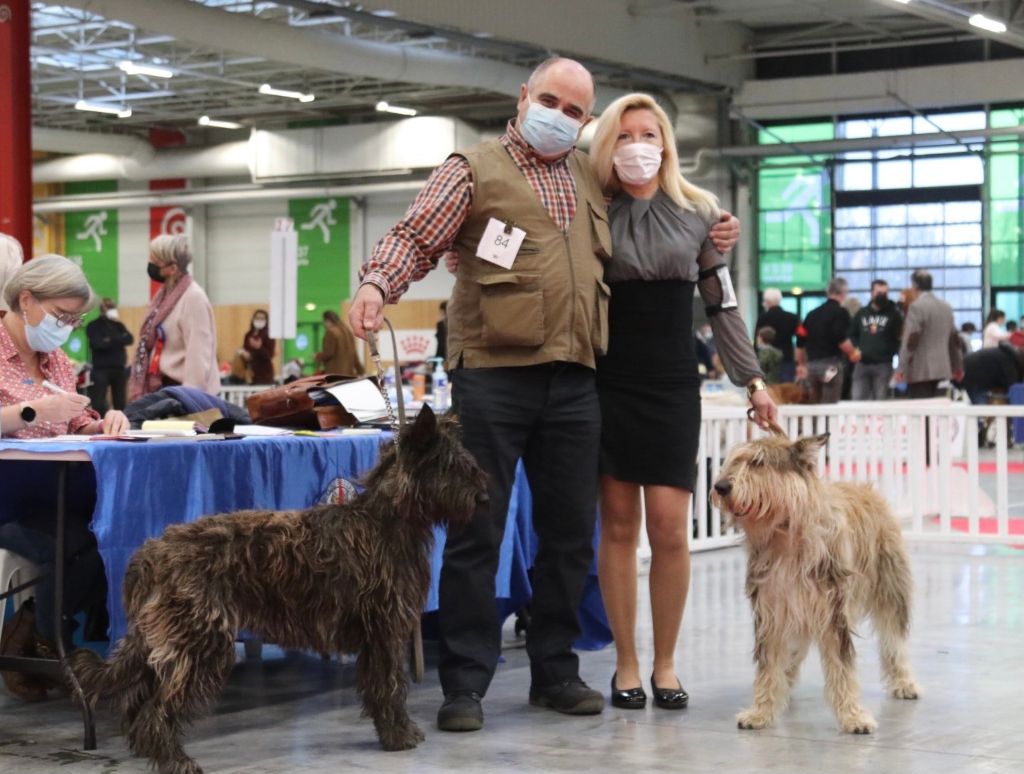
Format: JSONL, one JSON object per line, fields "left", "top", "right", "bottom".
{"left": 348, "top": 58, "right": 738, "bottom": 734}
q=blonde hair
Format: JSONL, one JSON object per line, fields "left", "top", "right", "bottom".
{"left": 591, "top": 93, "right": 720, "bottom": 223}
{"left": 2, "top": 254, "right": 96, "bottom": 314}
{"left": 149, "top": 234, "right": 192, "bottom": 272}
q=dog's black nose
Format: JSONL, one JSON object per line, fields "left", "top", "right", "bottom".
{"left": 714, "top": 480, "right": 732, "bottom": 497}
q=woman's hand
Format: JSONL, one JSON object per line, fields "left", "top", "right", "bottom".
{"left": 748, "top": 389, "right": 778, "bottom": 430}
{"left": 710, "top": 212, "right": 741, "bottom": 253}
{"left": 101, "top": 410, "right": 130, "bottom": 436}
{"left": 34, "top": 392, "right": 91, "bottom": 423}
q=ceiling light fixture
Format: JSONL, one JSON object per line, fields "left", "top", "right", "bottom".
{"left": 198, "top": 115, "right": 244, "bottom": 130}
{"left": 118, "top": 60, "right": 174, "bottom": 78}
{"left": 968, "top": 13, "right": 1007, "bottom": 33}
{"left": 375, "top": 100, "right": 417, "bottom": 117}
{"left": 258, "top": 84, "right": 315, "bottom": 103}
{"left": 889, "top": 0, "right": 911, "bottom": 4}
{"left": 74, "top": 100, "right": 132, "bottom": 118}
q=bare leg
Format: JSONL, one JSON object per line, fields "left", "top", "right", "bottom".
{"left": 597, "top": 475, "right": 643, "bottom": 690}
{"left": 643, "top": 485, "right": 691, "bottom": 690}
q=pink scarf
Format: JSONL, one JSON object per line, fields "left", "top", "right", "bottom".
{"left": 128, "top": 274, "right": 193, "bottom": 401}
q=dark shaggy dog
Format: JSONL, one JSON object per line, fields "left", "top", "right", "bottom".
{"left": 72, "top": 406, "right": 488, "bottom": 774}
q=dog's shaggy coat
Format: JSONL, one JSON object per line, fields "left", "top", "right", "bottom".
{"left": 71, "top": 406, "right": 488, "bottom": 774}
{"left": 711, "top": 432, "right": 920, "bottom": 734}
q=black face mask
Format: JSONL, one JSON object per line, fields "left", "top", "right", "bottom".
{"left": 147, "top": 263, "right": 166, "bottom": 283}
{"left": 873, "top": 293, "right": 888, "bottom": 307}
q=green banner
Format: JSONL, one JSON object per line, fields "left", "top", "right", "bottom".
{"left": 988, "top": 108, "right": 1024, "bottom": 287}
{"left": 63, "top": 180, "right": 118, "bottom": 363}
{"left": 285, "top": 197, "right": 350, "bottom": 369}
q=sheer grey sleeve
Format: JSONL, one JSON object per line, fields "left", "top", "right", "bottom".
{"left": 696, "top": 239, "right": 764, "bottom": 387}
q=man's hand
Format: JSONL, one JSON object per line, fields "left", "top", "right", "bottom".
{"left": 348, "top": 283, "right": 386, "bottom": 340}
{"left": 710, "top": 211, "right": 741, "bottom": 253}
{"left": 893, "top": 370, "right": 905, "bottom": 384}
{"left": 443, "top": 251, "right": 459, "bottom": 274}
{"left": 952, "top": 368, "right": 964, "bottom": 382}
{"left": 795, "top": 364, "right": 808, "bottom": 381}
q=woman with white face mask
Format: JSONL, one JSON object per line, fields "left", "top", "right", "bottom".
{"left": 589, "top": 94, "right": 777, "bottom": 711}
{"left": 0, "top": 254, "right": 123, "bottom": 699}
{"left": 240, "top": 308, "right": 276, "bottom": 384}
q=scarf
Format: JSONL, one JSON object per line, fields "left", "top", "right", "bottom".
{"left": 128, "top": 274, "right": 194, "bottom": 401}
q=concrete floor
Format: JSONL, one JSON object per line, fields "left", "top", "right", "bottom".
{"left": 2, "top": 541, "right": 1022, "bottom": 774}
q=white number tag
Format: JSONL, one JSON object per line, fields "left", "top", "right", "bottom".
{"left": 475, "top": 218, "right": 526, "bottom": 269}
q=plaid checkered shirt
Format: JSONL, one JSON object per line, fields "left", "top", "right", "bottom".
{"left": 360, "top": 120, "right": 579, "bottom": 303}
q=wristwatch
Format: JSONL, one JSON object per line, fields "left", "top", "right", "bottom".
{"left": 746, "top": 378, "right": 768, "bottom": 399}
{"left": 20, "top": 403, "right": 37, "bottom": 424}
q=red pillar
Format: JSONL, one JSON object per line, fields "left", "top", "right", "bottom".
{"left": 0, "top": 0, "right": 33, "bottom": 258}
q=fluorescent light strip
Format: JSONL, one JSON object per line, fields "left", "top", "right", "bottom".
{"left": 969, "top": 13, "right": 1007, "bottom": 33}
{"left": 119, "top": 60, "right": 174, "bottom": 78}
{"left": 375, "top": 100, "right": 417, "bottom": 117}
{"left": 199, "top": 115, "right": 244, "bottom": 130}
{"left": 75, "top": 100, "right": 132, "bottom": 118}
{"left": 258, "top": 83, "right": 315, "bottom": 103}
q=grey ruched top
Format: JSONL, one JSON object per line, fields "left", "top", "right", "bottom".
{"left": 605, "top": 189, "right": 764, "bottom": 386}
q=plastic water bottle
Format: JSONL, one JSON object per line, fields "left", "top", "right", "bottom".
{"left": 432, "top": 359, "right": 450, "bottom": 412}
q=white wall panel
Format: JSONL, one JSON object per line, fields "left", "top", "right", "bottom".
{"left": 205, "top": 200, "right": 285, "bottom": 305}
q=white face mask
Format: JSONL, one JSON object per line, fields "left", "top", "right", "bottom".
{"left": 252, "top": 319, "right": 267, "bottom": 330}
{"left": 612, "top": 142, "right": 664, "bottom": 186}
{"left": 105, "top": 308, "right": 119, "bottom": 321}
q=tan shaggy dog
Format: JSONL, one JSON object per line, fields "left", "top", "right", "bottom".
{"left": 711, "top": 432, "right": 920, "bottom": 734}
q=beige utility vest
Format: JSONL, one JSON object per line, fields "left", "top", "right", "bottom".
{"left": 447, "top": 139, "right": 612, "bottom": 371}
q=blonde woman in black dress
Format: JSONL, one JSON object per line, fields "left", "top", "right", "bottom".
{"left": 591, "top": 93, "right": 777, "bottom": 710}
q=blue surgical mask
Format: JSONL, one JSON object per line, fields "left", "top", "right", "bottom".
{"left": 24, "top": 310, "right": 74, "bottom": 352}
{"left": 519, "top": 100, "right": 582, "bottom": 157}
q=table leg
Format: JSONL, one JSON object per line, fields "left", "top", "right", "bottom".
{"left": 55, "top": 462, "right": 96, "bottom": 751}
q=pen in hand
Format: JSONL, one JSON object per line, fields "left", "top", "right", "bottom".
{"left": 41, "top": 379, "right": 69, "bottom": 394}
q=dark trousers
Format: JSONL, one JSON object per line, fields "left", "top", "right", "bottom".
{"left": 908, "top": 380, "right": 941, "bottom": 399}
{"left": 439, "top": 363, "right": 600, "bottom": 696}
{"left": 807, "top": 357, "right": 844, "bottom": 404}
{"left": 89, "top": 366, "right": 128, "bottom": 415}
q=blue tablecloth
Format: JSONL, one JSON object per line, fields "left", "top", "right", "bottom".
{"left": 0, "top": 435, "right": 610, "bottom": 649}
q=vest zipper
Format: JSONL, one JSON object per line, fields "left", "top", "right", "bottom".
{"left": 564, "top": 232, "right": 576, "bottom": 357}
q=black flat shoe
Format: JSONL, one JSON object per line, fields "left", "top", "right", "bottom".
{"left": 650, "top": 674, "right": 688, "bottom": 710}
{"left": 610, "top": 672, "right": 646, "bottom": 710}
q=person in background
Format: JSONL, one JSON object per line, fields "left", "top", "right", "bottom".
{"left": 756, "top": 288, "right": 799, "bottom": 382}
{"left": 129, "top": 235, "right": 219, "bottom": 400}
{"left": 1010, "top": 318, "right": 1024, "bottom": 349}
{"left": 314, "top": 310, "right": 363, "bottom": 376}
{"left": 959, "top": 321, "right": 978, "bottom": 354}
{"left": 0, "top": 233, "right": 24, "bottom": 311}
{"left": 983, "top": 309, "right": 1009, "bottom": 348}
{"left": 0, "top": 255, "right": 128, "bottom": 700}
{"left": 755, "top": 326, "right": 783, "bottom": 384}
{"left": 795, "top": 277, "right": 860, "bottom": 404}
{"left": 241, "top": 309, "right": 276, "bottom": 384}
{"left": 895, "top": 269, "right": 963, "bottom": 398}
{"left": 85, "top": 298, "right": 134, "bottom": 414}
{"left": 590, "top": 92, "right": 773, "bottom": 714}
{"left": 961, "top": 341, "right": 1024, "bottom": 406}
{"left": 839, "top": 294, "right": 862, "bottom": 401}
{"left": 849, "top": 279, "right": 902, "bottom": 401}
{"left": 435, "top": 300, "right": 448, "bottom": 362}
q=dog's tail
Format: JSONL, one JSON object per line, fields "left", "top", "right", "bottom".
{"left": 71, "top": 632, "right": 153, "bottom": 710}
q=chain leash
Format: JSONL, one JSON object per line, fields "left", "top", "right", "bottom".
{"left": 365, "top": 321, "right": 404, "bottom": 443}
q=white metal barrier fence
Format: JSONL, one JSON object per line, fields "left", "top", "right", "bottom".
{"left": 688, "top": 401, "right": 1024, "bottom": 551}
{"left": 218, "top": 385, "right": 263, "bottom": 409}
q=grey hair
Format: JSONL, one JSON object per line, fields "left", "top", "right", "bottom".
{"left": 911, "top": 269, "right": 932, "bottom": 291}
{"left": 762, "top": 287, "right": 782, "bottom": 308}
{"left": 0, "top": 233, "right": 25, "bottom": 313}
{"left": 827, "top": 276, "right": 848, "bottom": 297}
{"left": 526, "top": 56, "right": 595, "bottom": 112}
{"left": 150, "top": 233, "right": 193, "bottom": 272}
{"left": 2, "top": 254, "right": 96, "bottom": 314}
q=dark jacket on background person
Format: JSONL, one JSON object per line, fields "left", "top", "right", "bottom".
{"left": 755, "top": 305, "right": 799, "bottom": 366}
{"left": 850, "top": 298, "right": 903, "bottom": 364}
{"left": 799, "top": 298, "right": 851, "bottom": 361}
{"left": 86, "top": 315, "right": 134, "bottom": 369}
{"left": 962, "top": 341, "right": 1024, "bottom": 397}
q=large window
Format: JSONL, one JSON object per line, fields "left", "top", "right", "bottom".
{"left": 989, "top": 108, "right": 1024, "bottom": 287}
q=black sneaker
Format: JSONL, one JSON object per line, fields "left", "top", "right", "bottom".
{"left": 437, "top": 691, "right": 484, "bottom": 732}
{"left": 529, "top": 678, "right": 604, "bottom": 715}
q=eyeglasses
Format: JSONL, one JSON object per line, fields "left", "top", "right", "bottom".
{"left": 39, "top": 301, "right": 85, "bottom": 329}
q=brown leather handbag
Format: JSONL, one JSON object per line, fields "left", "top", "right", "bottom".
{"left": 246, "top": 374, "right": 355, "bottom": 429}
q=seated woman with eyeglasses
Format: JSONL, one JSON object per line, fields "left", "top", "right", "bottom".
{"left": 0, "top": 254, "right": 125, "bottom": 700}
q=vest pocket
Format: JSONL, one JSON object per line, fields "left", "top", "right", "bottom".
{"left": 589, "top": 201, "right": 612, "bottom": 261}
{"left": 477, "top": 273, "right": 545, "bottom": 347}
{"left": 592, "top": 278, "right": 611, "bottom": 355}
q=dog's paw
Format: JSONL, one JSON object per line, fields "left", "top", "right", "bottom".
{"left": 890, "top": 680, "right": 921, "bottom": 700}
{"left": 379, "top": 724, "right": 424, "bottom": 751}
{"left": 839, "top": 708, "right": 877, "bottom": 735}
{"left": 736, "top": 708, "right": 773, "bottom": 730}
